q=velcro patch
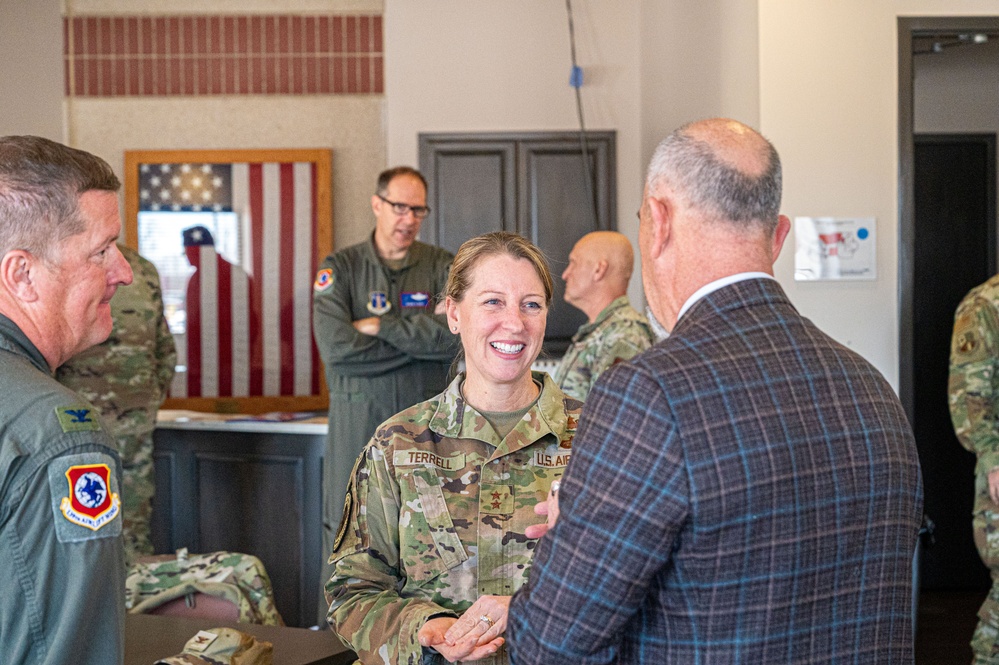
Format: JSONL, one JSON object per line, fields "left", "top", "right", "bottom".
{"left": 394, "top": 449, "right": 465, "bottom": 471}
{"left": 954, "top": 310, "right": 992, "bottom": 364}
{"left": 48, "top": 452, "right": 121, "bottom": 542}
{"left": 55, "top": 405, "right": 100, "bottom": 432}
{"left": 532, "top": 450, "right": 572, "bottom": 468}
{"left": 400, "top": 292, "right": 430, "bottom": 308}
{"left": 480, "top": 483, "right": 513, "bottom": 515}
{"left": 313, "top": 268, "right": 334, "bottom": 292}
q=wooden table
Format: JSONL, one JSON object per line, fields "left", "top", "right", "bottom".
{"left": 126, "top": 614, "right": 354, "bottom": 665}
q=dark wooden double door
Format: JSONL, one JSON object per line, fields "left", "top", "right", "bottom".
{"left": 419, "top": 131, "right": 616, "bottom": 355}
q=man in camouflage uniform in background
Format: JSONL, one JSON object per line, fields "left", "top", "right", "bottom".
{"left": 325, "top": 372, "right": 580, "bottom": 665}
{"left": 950, "top": 272, "right": 999, "bottom": 664}
{"left": 553, "top": 231, "right": 654, "bottom": 401}
{"left": 58, "top": 243, "right": 176, "bottom": 563}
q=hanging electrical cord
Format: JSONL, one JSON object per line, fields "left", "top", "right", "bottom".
{"left": 566, "top": 0, "right": 599, "bottom": 230}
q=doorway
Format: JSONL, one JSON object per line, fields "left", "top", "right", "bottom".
{"left": 912, "top": 134, "right": 995, "bottom": 589}
{"left": 900, "top": 17, "right": 999, "bottom": 591}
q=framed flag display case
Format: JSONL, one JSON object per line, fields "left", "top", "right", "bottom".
{"left": 124, "top": 149, "right": 333, "bottom": 414}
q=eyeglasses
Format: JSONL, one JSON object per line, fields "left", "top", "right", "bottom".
{"left": 377, "top": 194, "right": 431, "bottom": 219}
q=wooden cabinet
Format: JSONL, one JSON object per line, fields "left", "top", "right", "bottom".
{"left": 419, "top": 131, "right": 616, "bottom": 355}
{"left": 151, "top": 416, "right": 327, "bottom": 628}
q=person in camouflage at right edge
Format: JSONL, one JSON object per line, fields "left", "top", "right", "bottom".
{"left": 57, "top": 243, "right": 176, "bottom": 563}
{"left": 326, "top": 232, "right": 581, "bottom": 665}
{"left": 950, "top": 273, "right": 999, "bottom": 664}
{"left": 553, "top": 231, "right": 654, "bottom": 401}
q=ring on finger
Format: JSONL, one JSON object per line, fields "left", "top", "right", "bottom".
{"left": 479, "top": 614, "right": 494, "bottom": 627}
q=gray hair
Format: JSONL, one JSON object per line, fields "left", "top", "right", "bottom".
{"left": 0, "top": 136, "right": 120, "bottom": 261}
{"left": 645, "top": 122, "right": 782, "bottom": 232}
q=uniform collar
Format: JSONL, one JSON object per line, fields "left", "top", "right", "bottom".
{"left": 430, "top": 371, "right": 572, "bottom": 457}
{"left": 364, "top": 232, "right": 424, "bottom": 271}
{"left": 572, "top": 295, "right": 631, "bottom": 342}
{"left": 0, "top": 313, "right": 52, "bottom": 374}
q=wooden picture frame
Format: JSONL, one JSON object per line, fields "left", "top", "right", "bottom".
{"left": 124, "top": 148, "right": 332, "bottom": 414}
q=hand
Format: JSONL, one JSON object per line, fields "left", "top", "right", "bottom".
{"left": 419, "top": 613, "right": 504, "bottom": 663}
{"left": 352, "top": 317, "right": 380, "bottom": 335}
{"left": 443, "top": 596, "right": 510, "bottom": 660}
{"left": 525, "top": 480, "right": 560, "bottom": 539}
{"left": 434, "top": 301, "right": 446, "bottom": 315}
{"left": 989, "top": 468, "right": 999, "bottom": 504}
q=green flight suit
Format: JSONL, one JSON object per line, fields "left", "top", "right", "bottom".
{"left": 313, "top": 234, "right": 456, "bottom": 614}
{"left": 326, "top": 372, "right": 581, "bottom": 665}
{"left": 0, "top": 314, "right": 126, "bottom": 665}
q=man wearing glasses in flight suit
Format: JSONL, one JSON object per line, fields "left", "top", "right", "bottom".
{"left": 312, "top": 166, "right": 455, "bottom": 618}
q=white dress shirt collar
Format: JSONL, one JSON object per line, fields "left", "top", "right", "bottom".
{"left": 675, "top": 272, "right": 775, "bottom": 324}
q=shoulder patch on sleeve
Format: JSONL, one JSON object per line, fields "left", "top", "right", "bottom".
{"left": 333, "top": 454, "right": 366, "bottom": 555}
{"left": 314, "top": 268, "right": 334, "bottom": 292}
{"left": 55, "top": 405, "right": 100, "bottom": 432}
{"left": 48, "top": 452, "right": 122, "bottom": 542}
{"left": 952, "top": 300, "right": 999, "bottom": 365}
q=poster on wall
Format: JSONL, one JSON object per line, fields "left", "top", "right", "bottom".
{"left": 794, "top": 216, "right": 876, "bottom": 281}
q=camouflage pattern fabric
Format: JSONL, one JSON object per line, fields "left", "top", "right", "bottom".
{"left": 155, "top": 627, "right": 273, "bottom": 665}
{"left": 949, "top": 273, "right": 999, "bottom": 663}
{"left": 57, "top": 244, "right": 176, "bottom": 563}
{"left": 326, "top": 371, "right": 581, "bottom": 665}
{"left": 127, "top": 550, "right": 284, "bottom": 626}
{"left": 553, "top": 296, "right": 654, "bottom": 401}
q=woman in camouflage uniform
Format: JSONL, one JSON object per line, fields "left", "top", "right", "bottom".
{"left": 326, "top": 232, "right": 581, "bottom": 664}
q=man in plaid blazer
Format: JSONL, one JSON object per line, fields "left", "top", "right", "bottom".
{"left": 507, "top": 119, "right": 924, "bottom": 664}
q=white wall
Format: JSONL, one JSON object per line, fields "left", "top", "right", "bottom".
{"left": 385, "top": 0, "right": 641, "bottom": 297}
{"left": 759, "top": 0, "right": 999, "bottom": 388}
{"left": 0, "top": 0, "right": 64, "bottom": 139}
{"left": 639, "top": 0, "right": 759, "bottom": 168}
{"left": 385, "top": 0, "right": 759, "bottom": 308}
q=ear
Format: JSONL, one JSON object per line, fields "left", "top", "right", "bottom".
{"left": 771, "top": 214, "right": 792, "bottom": 263}
{"left": 0, "top": 250, "right": 39, "bottom": 302}
{"left": 647, "top": 194, "right": 672, "bottom": 260}
{"left": 592, "top": 258, "right": 609, "bottom": 282}
{"left": 371, "top": 194, "right": 382, "bottom": 216}
{"left": 445, "top": 296, "right": 460, "bottom": 334}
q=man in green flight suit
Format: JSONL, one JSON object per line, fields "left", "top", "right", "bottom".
{"left": 57, "top": 244, "right": 176, "bottom": 564}
{"left": 553, "top": 231, "right": 654, "bottom": 401}
{"left": 0, "top": 135, "right": 134, "bottom": 664}
{"left": 950, "top": 273, "right": 999, "bottom": 664}
{"left": 312, "top": 166, "right": 456, "bottom": 617}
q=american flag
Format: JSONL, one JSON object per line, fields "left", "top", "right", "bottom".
{"left": 139, "top": 162, "right": 233, "bottom": 212}
{"left": 167, "top": 162, "right": 320, "bottom": 400}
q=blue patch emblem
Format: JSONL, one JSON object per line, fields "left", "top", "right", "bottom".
{"left": 401, "top": 292, "right": 430, "bottom": 308}
{"left": 48, "top": 452, "right": 122, "bottom": 542}
{"left": 367, "top": 291, "right": 391, "bottom": 315}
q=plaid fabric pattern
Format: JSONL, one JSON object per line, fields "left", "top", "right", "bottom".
{"left": 508, "top": 278, "right": 923, "bottom": 664}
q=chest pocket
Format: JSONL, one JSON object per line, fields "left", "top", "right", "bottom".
{"left": 410, "top": 467, "right": 469, "bottom": 574}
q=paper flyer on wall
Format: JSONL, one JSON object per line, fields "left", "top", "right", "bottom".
{"left": 794, "top": 217, "right": 876, "bottom": 281}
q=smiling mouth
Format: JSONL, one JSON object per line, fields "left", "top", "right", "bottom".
{"left": 491, "top": 342, "right": 525, "bottom": 354}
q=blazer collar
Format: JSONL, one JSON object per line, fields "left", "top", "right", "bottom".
{"left": 673, "top": 277, "right": 794, "bottom": 337}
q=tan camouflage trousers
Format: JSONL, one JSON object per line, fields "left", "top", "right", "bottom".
{"left": 972, "top": 509, "right": 999, "bottom": 663}
{"left": 118, "top": 432, "right": 155, "bottom": 564}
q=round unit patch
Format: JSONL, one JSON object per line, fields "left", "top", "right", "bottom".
{"left": 60, "top": 463, "right": 120, "bottom": 531}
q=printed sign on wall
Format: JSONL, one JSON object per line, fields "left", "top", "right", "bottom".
{"left": 794, "top": 217, "right": 876, "bottom": 281}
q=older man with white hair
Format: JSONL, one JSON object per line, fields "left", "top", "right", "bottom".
{"left": 508, "top": 118, "right": 923, "bottom": 664}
